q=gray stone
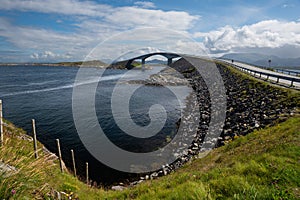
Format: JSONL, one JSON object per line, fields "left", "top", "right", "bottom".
{"left": 111, "top": 185, "right": 126, "bottom": 191}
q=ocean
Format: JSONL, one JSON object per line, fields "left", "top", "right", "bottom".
{"left": 0, "top": 65, "right": 190, "bottom": 184}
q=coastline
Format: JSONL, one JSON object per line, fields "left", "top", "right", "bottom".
{"left": 1, "top": 61, "right": 299, "bottom": 187}
{"left": 115, "top": 60, "right": 300, "bottom": 187}
{"left": 0, "top": 62, "right": 299, "bottom": 198}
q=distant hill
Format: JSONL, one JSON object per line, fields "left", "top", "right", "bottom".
{"left": 110, "top": 60, "right": 141, "bottom": 69}
{"left": 145, "top": 59, "right": 167, "bottom": 65}
{"left": 57, "top": 60, "right": 107, "bottom": 67}
{"left": 221, "top": 53, "right": 269, "bottom": 64}
{"left": 220, "top": 53, "right": 300, "bottom": 69}
{"left": 254, "top": 57, "right": 300, "bottom": 68}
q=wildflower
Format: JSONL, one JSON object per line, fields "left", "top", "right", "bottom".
{"left": 11, "top": 189, "right": 16, "bottom": 195}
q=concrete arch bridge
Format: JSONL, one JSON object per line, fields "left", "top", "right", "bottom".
{"left": 125, "top": 52, "right": 181, "bottom": 69}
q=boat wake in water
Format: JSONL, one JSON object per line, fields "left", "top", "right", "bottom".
{"left": 0, "top": 73, "right": 128, "bottom": 97}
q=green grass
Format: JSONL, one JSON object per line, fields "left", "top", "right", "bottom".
{"left": 1, "top": 116, "right": 299, "bottom": 199}
{"left": 106, "top": 116, "right": 300, "bottom": 200}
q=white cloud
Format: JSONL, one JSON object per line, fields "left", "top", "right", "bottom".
{"left": 30, "top": 53, "right": 39, "bottom": 59}
{"left": 0, "top": 0, "right": 199, "bottom": 31}
{"left": 30, "top": 51, "right": 71, "bottom": 60}
{"left": 0, "top": 0, "right": 198, "bottom": 30}
{"left": 85, "top": 28, "right": 206, "bottom": 62}
{"left": 0, "top": 17, "right": 96, "bottom": 61}
{"left": 0, "top": 0, "right": 111, "bottom": 17}
{"left": 105, "top": 7, "right": 199, "bottom": 30}
{"left": 194, "top": 20, "right": 300, "bottom": 54}
{"left": 134, "top": 1, "right": 156, "bottom": 9}
{"left": 0, "top": 0, "right": 200, "bottom": 62}
{"left": 3, "top": 1, "right": 299, "bottom": 61}
{"left": 0, "top": 16, "right": 201, "bottom": 62}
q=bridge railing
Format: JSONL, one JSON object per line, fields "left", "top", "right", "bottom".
{"left": 219, "top": 60, "right": 300, "bottom": 88}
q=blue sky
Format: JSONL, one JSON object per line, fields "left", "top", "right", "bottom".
{"left": 0, "top": 0, "right": 300, "bottom": 62}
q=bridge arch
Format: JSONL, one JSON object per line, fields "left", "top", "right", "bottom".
{"left": 125, "top": 52, "right": 181, "bottom": 69}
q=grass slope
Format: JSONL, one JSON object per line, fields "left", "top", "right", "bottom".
{"left": 0, "top": 116, "right": 299, "bottom": 199}
{"left": 108, "top": 116, "right": 300, "bottom": 200}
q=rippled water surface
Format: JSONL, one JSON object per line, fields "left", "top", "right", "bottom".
{"left": 0, "top": 65, "right": 191, "bottom": 184}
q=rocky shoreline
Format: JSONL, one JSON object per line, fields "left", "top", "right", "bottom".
{"left": 126, "top": 67, "right": 190, "bottom": 86}
{"left": 112, "top": 59, "right": 299, "bottom": 190}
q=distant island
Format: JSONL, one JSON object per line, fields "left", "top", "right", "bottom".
{"left": 0, "top": 59, "right": 166, "bottom": 70}
{"left": 0, "top": 60, "right": 108, "bottom": 68}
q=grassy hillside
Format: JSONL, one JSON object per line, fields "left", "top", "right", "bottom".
{"left": 0, "top": 116, "right": 299, "bottom": 199}
{"left": 116, "top": 116, "right": 299, "bottom": 200}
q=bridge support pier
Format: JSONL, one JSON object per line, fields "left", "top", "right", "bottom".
{"left": 141, "top": 58, "right": 145, "bottom": 70}
{"left": 167, "top": 58, "right": 172, "bottom": 66}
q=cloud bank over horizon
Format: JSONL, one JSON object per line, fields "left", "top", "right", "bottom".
{"left": 0, "top": 0, "right": 300, "bottom": 62}
{"left": 195, "top": 20, "right": 300, "bottom": 55}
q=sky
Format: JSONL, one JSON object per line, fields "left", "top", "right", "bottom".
{"left": 0, "top": 0, "right": 300, "bottom": 62}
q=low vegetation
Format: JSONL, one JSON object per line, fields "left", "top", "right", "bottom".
{"left": 57, "top": 60, "right": 107, "bottom": 67}
{"left": 0, "top": 115, "right": 299, "bottom": 199}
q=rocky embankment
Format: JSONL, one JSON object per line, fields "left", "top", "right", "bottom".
{"left": 127, "top": 66, "right": 190, "bottom": 86}
{"left": 120, "top": 58, "right": 299, "bottom": 188}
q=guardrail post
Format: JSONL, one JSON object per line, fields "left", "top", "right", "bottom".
{"left": 290, "top": 80, "right": 294, "bottom": 87}
{"left": 276, "top": 77, "right": 280, "bottom": 83}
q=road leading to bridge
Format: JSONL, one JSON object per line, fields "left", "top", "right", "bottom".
{"left": 218, "top": 59, "right": 300, "bottom": 89}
